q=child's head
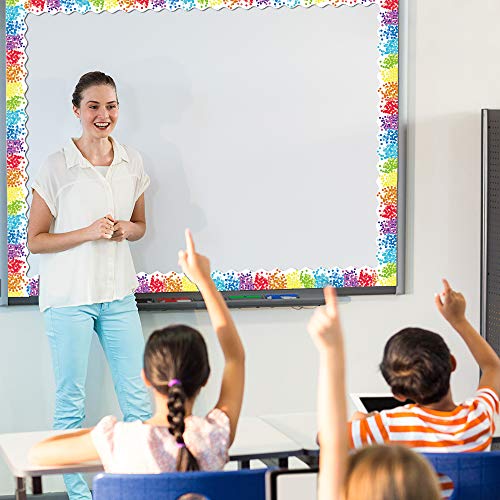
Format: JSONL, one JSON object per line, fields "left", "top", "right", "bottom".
{"left": 342, "top": 444, "right": 441, "bottom": 500}
{"left": 143, "top": 324, "right": 211, "bottom": 471}
{"left": 380, "top": 327, "right": 454, "bottom": 405}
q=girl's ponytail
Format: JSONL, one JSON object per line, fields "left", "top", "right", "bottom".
{"left": 144, "top": 325, "right": 211, "bottom": 472}
{"left": 167, "top": 379, "right": 200, "bottom": 472}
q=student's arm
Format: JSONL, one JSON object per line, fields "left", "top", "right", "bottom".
{"left": 435, "top": 278, "right": 500, "bottom": 395}
{"left": 110, "top": 194, "right": 146, "bottom": 242}
{"left": 178, "top": 229, "right": 245, "bottom": 445}
{"left": 28, "top": 190, "right": 115, "bottom": 254}
{"left": 308, "top": 287, "right": 347, "bottom": 500}
{"left": 29, "top": 429, "right": 99, "bottom": 466}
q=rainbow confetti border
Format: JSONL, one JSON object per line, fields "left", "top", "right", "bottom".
{"left": 5, "top": 0, "right": 398, "bottom": 297}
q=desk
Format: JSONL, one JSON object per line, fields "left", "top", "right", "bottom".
{"left": 0, "top": 430, "right": 102, "bottom": 500}
{"left": 0, "top": 418, "right": 302, "bottom": 499}
{"left": 229, "top": 417, "right": 303, "bottom": 469}
{"left": 260, "top": 412, "right": 319, "bottom": 467}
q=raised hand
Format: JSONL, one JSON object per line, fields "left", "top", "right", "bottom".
{"left": 434, "top": 278, "right": 467, "bottom": 326}
{"left": 308, "top": 287, "right": 343, "bottom": 352}
{"left": 85, "top": 214, "right": 115, "bottom": 241}
{"left": 178, "top": 229, "right": 211, "bottom": 286}
{"left": 310, "top": 286, "right": 347, "bottom": 500}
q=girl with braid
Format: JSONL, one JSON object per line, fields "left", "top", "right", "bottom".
{"left": 30, "top": 229, "right": 246, "bottom": 473}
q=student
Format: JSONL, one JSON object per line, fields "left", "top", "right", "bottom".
{"left": 349, "top": 279, "right": 500, "bottom": 497}
{"left": 29, "top": 229, "right": 245, "bottom": 474}
{"left": 28, "top": 71, "right": 152, "bottom": 500}
{"left": 309, "top": 287, "right": 441, "bottom": 500}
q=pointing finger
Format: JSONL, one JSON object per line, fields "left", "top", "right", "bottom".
{"left": 323, "top": 286, "right": 337, "bottom": 316}
{"left": 185, "top": 228, "right": 195, "bottom": 254}
{"left": 442, "top": 278, "right": 451, "bottom": 294}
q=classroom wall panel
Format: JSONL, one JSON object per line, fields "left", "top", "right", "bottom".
{"left": 482, "top": 109, "right": 500, "bottom": 353}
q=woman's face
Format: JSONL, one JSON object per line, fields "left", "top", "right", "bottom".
{"left": 73, "top": 84, "right": 119, "bottom": 139}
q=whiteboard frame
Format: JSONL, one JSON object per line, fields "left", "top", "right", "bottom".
{"left": 4, "top": 0, "right": 405, "bottom": 307}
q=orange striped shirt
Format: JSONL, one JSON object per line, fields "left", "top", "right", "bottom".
{"left": 348, "top": 387, "right": 499, "bottom": 498}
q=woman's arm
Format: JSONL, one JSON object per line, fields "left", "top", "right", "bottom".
{"left": 28, "top": 190, "right": 115, "bottom": 254}
{"left": 110, "top": 194, "right": 146, "bottom": 242}
{"left": 308, "top": 287, "right": 347, "bottom": 500}
{"left": 178, "top": 229, "right": 245, "bottom": 445}
{"left": 29, "top": 429, "right": 99, "bottom": 466}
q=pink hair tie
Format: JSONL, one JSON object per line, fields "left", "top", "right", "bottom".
{"left": 168, "top": 379, "right": 181, "bottom": 388}
{"left": 177, "top": 442, "right": 186, "bottom": 449}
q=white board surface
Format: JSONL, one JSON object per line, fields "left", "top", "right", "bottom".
{"left": 25, "top": 5, "right": 379, "bottom": 277}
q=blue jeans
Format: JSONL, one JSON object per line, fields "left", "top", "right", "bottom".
{"left": 44, "top": 294, "right": 152, "bottom": 500}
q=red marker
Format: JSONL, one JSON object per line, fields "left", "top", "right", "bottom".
{"left": 157, "top": 297, "right": 192, "bottom": 303}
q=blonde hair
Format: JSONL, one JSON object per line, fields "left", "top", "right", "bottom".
{"left": 342, "top": 445, "right": 442, "bottom": 500}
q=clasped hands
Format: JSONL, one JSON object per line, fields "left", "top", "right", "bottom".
{"left": 86, "top": 214, "right": 133, "bottom": 242}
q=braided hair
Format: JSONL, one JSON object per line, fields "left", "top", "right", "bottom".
{"left": 144, "top": 325, "right": 211, "bottom": 472}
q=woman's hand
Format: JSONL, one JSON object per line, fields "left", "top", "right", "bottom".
{"left": 178, "top": 229, "right": 211, "bottom": 287}
{"left": 110, "top": 220, "right": 135, "bottom": 242}
{"left": 84, "top": 215, "right": 115, "bottom": 241}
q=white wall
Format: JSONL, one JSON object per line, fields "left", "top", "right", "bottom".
{"left": 2, "top": 0, "right": 500, "bottom": 494}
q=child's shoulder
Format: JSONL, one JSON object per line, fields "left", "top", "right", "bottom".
{"left": 474, "top": 386, "right": 499, "bottom": 399}
{"left": 205, "top": 408, "right": 230, "bottom": 426}
{"left": 185, "top": 409, "right": 230, "bottom": 447}
{"left": 95, "top": 414, "right": 119, "bottom": 431}
{"left": 187, "top": 408, "right": 229, "bottom": 433}
{"left": 93, "top": 415, "right": 146, "bottom": 438}
{"left": 462, "top": 387, "right": 500, "bottom": 414}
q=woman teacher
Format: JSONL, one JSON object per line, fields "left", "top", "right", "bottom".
{"left": 28, "top": 71, "right": 152, "bottom": 500}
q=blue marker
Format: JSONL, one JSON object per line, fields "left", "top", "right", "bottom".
{"left": 265, "top": 294, "right": 299, "bottom": 299}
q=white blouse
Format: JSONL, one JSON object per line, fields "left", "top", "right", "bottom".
{"left": 32, "top": 137, "right": 150, "bottom": 311}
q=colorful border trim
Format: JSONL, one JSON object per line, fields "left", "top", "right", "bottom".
{"left": 6, "top": 0, "right": 398, "bottom": 296}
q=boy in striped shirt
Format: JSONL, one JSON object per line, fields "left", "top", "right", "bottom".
{"left": 349, "top": 279, "right": 500, "bottom": 497}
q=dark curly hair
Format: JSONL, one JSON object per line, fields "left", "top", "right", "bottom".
{"left": 379, "top": 327, "right": 453, "bottom": 405}
{"left": 144, "top": 325, "right": 211, "bottom": 471}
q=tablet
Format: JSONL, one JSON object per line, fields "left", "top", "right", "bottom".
{"left": 266, "top": 468, "right": 318, "bottom": 500}
{"left": 350, "top": 393, "right": 412, "bottom": 413}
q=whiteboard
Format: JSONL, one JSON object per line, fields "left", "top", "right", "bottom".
{"left": 4, "top": 0, "right": 401, "bottom": 299}
{"left": 24, "top": 5, "right": 380, "bottom": 277}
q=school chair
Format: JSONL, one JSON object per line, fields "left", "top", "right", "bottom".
{"left": 423, "top": 451, "right": 500, "bottom": 500}
{"left": 93, "top": 468, "right": 267, "bottom": 500}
